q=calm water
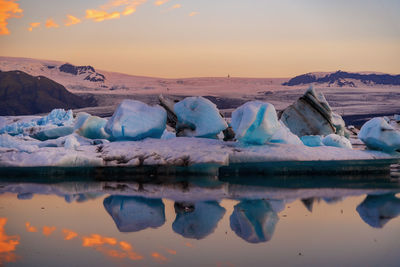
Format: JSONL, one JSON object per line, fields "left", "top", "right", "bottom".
{"left": 1, "top": 171, "right": 400, "bottom": 267}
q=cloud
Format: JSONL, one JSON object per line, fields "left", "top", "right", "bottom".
{"left": 189, "top": 11, "right": 199, "bottom": 17}
{"left": 86, "top": 10, "right": 120, "bottom": 22}
{"left": 28, "top": 22, "right": 40, "bottom": 32}
{"left": 62, "top": 229, "right": 78, "bottom": 240}
{"left": 25, "top": 222, "right": 38, "bottom": 233}
{"left": 87, "top": 0, "right": 147, "bottom": 22}
{"left": 0, "top": 0, "right": 23, "bottom": 35}
{"left": 42, "top": 226, "right": 56, "bottom": 236}
{"left": 154, "top": 0, "right": 169, "bottom": 6}
{"left": 151, "top": 252, "right": 168, "bottom": 262}
{"left": 45, "top": 18, "right": 59, "bottom": 28}
{"left": 0, "top": 218, "right": 20, "bottom": 264}
{"left": 65, "top": 15, "right": 81, "bottom": 26}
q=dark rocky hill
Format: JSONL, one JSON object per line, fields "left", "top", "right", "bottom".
{"left": 0, "top": 70, "right": 96, "bottom": 115}
{"left": 283, "top": 71, "right": 400, "bottom": 87}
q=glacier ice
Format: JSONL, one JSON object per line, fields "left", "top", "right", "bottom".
{"left": 358, "top": 117, "right": 400, "bottom": 152}
{"left": 300, "top": 135, "right": 324, "bottom": 147}
{"left": 64, "top": 135, "right": 80, "bottom": 150}
{"left": 32, "top": 126, "right": 74, "bottom": 141}
{"left": 280, "top": 87, "right": 346, "bottom": 137}
{"left": 230, "top": 200, "right": 278, "bottom": 243}
{"left": 270, "top": 121, "right": 303, "bottom": 145}
{"left": 356, "top": 194, "right": 400, "bottom": 228}
{"left": 174, "top": 96, "right": 228, "bottom": 138}
{"left": 0, "top": 134, "right": 39, "bottom": 153}
{"left": 103, "top": 196, "right": 165, "bottom": 232}
{"left": 322, "top": 134, "right": 352, "bottom": 149}
{"left": 231, "top": 101, "right": 280, "bottom": 144}
{"left": 172, "top": 201, "right": 226, "bottom": 239}
{"left": 74, "top": 112, "right": 110, "bottom": 140}
{"left": 105, "top": 100, "right": 167, "bottom": 141}
{"left": 394, "top": 114, "right": 400, "bottom": 122}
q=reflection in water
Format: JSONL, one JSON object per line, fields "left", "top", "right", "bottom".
{"left": 103, "top": 196, "right": 165, "bottom": 232}
{"left": 356, "top": 193, "right": 400, "bottom": 228}
{"left": 172, "top": 201, "right": 226, "bottom": 240}
{"left": 62, "top": 229, "right": 78, "bottom": 240}
{"left": 0, "top": 218, "right": 20, "bottom": 264}
{"left": 25, "top": 222, "right": 38, "bottom": 233}
{"left": 301, "top": 198, "right": 317, "bottom": 212}
{"left": 42, "top": 226, "right": 56, "bottom": 236}
{"left": 230, "top": 200, "right": 279, "bottom": 243}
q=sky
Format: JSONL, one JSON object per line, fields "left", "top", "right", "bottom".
{"left": 0, "top": 0, "right": 399, "bottom": 78}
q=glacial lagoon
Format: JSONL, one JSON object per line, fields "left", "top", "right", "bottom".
{"left": 1, "top": 167, "right": 400, "bottom": 267}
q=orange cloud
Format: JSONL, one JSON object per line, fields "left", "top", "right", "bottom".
{"left": 82, "top": 234, "right": 117, "bottom": 247}
{"left": 62, "top": 229, "right": 78, "bottom": 240}
{"left": 154, "top": 0, "right": 169, "bottom": 6}
{"left": 65, "top": 15, "right": 81, "bottom": 26}
{"left": 45, "top": 18, "right": 59, "bottom": 28}
{"left": 28, "top": 22, "right": 40, "bottom": 32}
{"left": 151, "top": 252, "right": 168, "bottom": 262}
{"left": 0, "top": 218, "right": 20, "bottom": 264}
{"left": 0, "top": 0, "right": 23, "bottom": 35}
{"left": 25, "top": 222, "right": 37, "bottom": 233}
{"left": 172, "top": 4, "right": 181, "bottom": 9}
{"left": 189, "top": 11, "right": 199, "bottom": 17}
{"left": 185, "top": 242, "right": 194, "bottom": 248}
{"left": 165, "top": 248, "right": 177, "bottom": 255}
{"left": 42, "top": 226, "right": 56, "bottom": 236}
{"left": 86, "top": 9, "right": 120, "bottom": 22}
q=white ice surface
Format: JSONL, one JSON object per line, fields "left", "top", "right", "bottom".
{"left": 322, "top": 134, "right": 352, "bottom": 149}
{"left": 359, "top": 117, "right": 400, "bottom": 152}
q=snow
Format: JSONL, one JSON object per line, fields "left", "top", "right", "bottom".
{"left": 322, "top": 134, "right": 352, "bottom": 149}
{"left": 358, "top": 117, "right": 400, "bottom": 152}
{"left": 105, "top": 100, "right": 166, "bottom": 140}
{"left": 172, "top": 201, "right": 225, "bottom": 239}
{"left": 301, "top": 135, "right": 324, "bottom": 147}
{"left": 230, "top": 200, "right": 278, "bottom": 243}
{"left": 231, "top": 101, "right": 280, "bottom": 144}
{"left": 174, "top": 96, "right": 227, "bottom": 138}
{"left": 74, "top": 112, "right": 110, "bottom": 140}
{"left": 103, "top": 196, "right": 165, "bottom": 232}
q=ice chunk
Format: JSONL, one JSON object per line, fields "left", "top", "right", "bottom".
{"left": 172, "top": 201, "right": 226, "bottom": 239}
{"left": 32, "top": 126, "right": 74, "bottom": 141}
{"left": 160, "top": 129, "right": 176, "bottom": 140}
{"left": 105, "top": 100, "right": 166, "bottom": 140}
{"left": 356, "top": 194, "right": 400, "bottom": 228}
{"left": 230, "top": 200, "right": 278, "bottom": 243}
{"left": 322, "top": 134, "right": 352, "bottom": 149}
{"left": 174, "top": 96, "right": 228, "bottom": 138}
{"left": 300, "top": 135, "right": 324, "bottom": 147}
{"left": 270, "top": 122, "right": 303, "bottom": 145}
{"left": 74, "top": 112, "right": 110, "bottom": 140}
{"left": 0, "top": 134, "right": 39, "bottom": 153}
{"left": 231, "top": 101, "right": 280, "bottom": 145}
{"left": 36, "top": 109, "right": 74, "bottom": 126}
{"left": 358, "top": 117, "right": 400, "bottom": 152}
{"left": 281, "top": 87, "right": 346, "bottom": 137}
{"left": 103, "top": 196, "right": 165, "bottom": 232}
{"left": 64, "top": 135, "right": 80, "bottom": 150}
{"left": 394, "top": 114, "right": 400, "bottom": 122}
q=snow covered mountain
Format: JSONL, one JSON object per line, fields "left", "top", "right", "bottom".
{"left": 283, "top": 71, "right": 400, "bottom": 87}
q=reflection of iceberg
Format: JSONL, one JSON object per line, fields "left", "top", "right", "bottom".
{"left": 172, "top": 201, "right": 225, "bottom": 240}
{"left": 356, "top": 194, "right": 400, "bottom": 228}
{"left": 230, "top": 200, "right": 279, "bottom": 243}
{"left": 103, "top": 196, "right": 165, "bottom": 232}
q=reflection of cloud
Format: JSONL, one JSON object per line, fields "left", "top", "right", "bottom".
{"left": 45, "top": 18, "right": 59, "bottom": 28}
{"left": 189, "top": 11, "right": 199, "bottom": 17}
{"left": 165, "top": 248, "right": 176, "bottom": 255}
{"left": 103, "top": 196, "right": 165, "bottom": 232}
{"left": 25, "top": 222, "right": 38, "bottom": 232}
{"left": 42, "top": 226, "right": 56, "bottom": 236}
{"left": 155, "top": 0, "right": 169, "bottom": 6}
{"left": 151, "top": 252, "right": 168, "bottom": 262}
{"left": 82, "top": 234, "right": 143, "bottom": 261}
{"left": 230, "top": 200, "right": 279, "bottom": 243}
{"left": 0, "top": 218, "right": 20, "bottom": 264}
{"left": 172, "top": 201, "right": 226, "bottom": 240}
{"left": 356, "top": 193, "right": 400, "bottom": 228}
{"left": 62, "top": 229, "right": 78, "bottom": 240}
{"left": 28, "top": 22, "right": 40, "bottom": 32}
{"left": 65, "top": 15, "right": 81, "bottom": 26}
{"left": 0, "top": 0, "right": 23, "bottom": 35}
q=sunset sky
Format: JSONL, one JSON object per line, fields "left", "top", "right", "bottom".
{"left": 0, "top": 0, "right": 399, "bottom": 78}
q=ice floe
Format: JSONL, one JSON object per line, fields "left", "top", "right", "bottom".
{"left": 358, "top": 117, "right": 400, "bottom": 152}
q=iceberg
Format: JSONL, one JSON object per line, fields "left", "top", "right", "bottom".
{"left": 280, "top": 87, "right": 346, "bottom": 137}
{"left": 358, "top": 117, "right": 400, "bottom": 152}
{"left": 0, "top": 134, "right": 39, "bottom": 153}
{"left": 32, "top": 126, "right": 74, "bottom": 141}
{"left": 172, "top": 201, "right": 226, "bottom": 239}
{"left": 322, "top": 134, "right": 352, "bottom": 149}
{"left": 231, "top": 101, "right": 280, "bottom": 145}
{"left": 103, "top": 196, "right": 165, "bottom": 232}
{"left": 64, "top": 135, "right": 80, "bottom": 150}
{"left": 105, "top": 100, "right": 167, "bottom": 141}
{"left": 74, "top": 112, "right": 110, "bottom": 140}
{"left": 300, "top": 135, "right": 324, "bottom": 147}
{"left": 230, "top": 200, "right": 279, "bottom": 243}
{"left": 270, "top": 121, "right": 303, "bottom": 145}
{"left": 356, "top": 194, "right": 400, "bottom": 228}
{"left": 174, "top": 96, "right": 228, "bottom": 138}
